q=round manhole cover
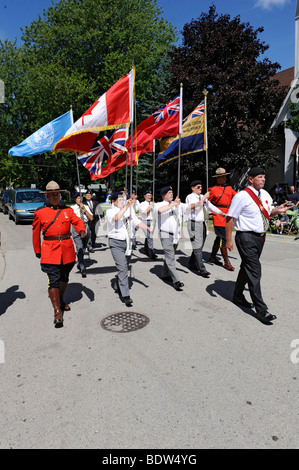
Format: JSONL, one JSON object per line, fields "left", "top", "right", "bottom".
{"left": 100, "top": 312, "right": 150, "bottom": 333}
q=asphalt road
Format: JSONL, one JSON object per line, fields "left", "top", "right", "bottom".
{"left": 0, "top": 211, "right": 298, "bottom": 449}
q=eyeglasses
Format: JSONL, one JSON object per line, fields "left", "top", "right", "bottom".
{"left": 195, "top": 185, "right": 202, "bottom": 189}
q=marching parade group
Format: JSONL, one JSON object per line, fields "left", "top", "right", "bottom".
{"left": 32, "top": 167, "right": 289, "bottom": 328}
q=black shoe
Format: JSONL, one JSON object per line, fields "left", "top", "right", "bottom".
{"left": 199, "top": 271, "right": 210, "bottom": 278}
{"left": 124, "top": 296, "right": 133, "bottom": 307}
{"left": 233, "top": 296, "right": 253, "bottom": 309}
{"left": 188, "top": 263, "right": 197, "bottom": 271}
{"left": 81, "top": 270, "right": 87, "bottom": 278}
{"left": 173, "top": 281, "right": 184, "bottom": 291}
{"left": 255, "top": 311, "right": 277, "bottom": 324}
{"left": 88, "top": 248, "right": 95, "bottom": 253}
{"left": 112, "top": 278, "right": 121, "bottom": 294}
{"left": 150, "top": 253, "right": 158, "bottom": 259}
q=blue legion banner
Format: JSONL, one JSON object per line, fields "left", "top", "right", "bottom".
{"left": 156, "top": 102, "right": 206, "bottom": 166}
{"left": 8, "top": 111, "right": 72, "bottom": 157}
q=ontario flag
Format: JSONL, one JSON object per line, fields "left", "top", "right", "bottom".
{"left": 53, "top": 68, "right": 134, "bottom": 154}
{"left": 82, "top": 132, "right": 153, "bottom": 180}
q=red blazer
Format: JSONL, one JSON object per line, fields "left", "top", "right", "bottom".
{"left": 32, "top": 206, "right": 85, "bottom": 264}
{"left": 208, "top": 185, "right": 237, "bottom": 227}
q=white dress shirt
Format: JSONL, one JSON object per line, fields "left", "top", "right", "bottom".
{"left": 185, "top": 192, "right": 222, "bottom": 221}
{"left": 71, "top": 203, "right": 92, "bottom": 224}
{"left": 133, "top": 199, "right": 140, "bottom": 214}
{"left": 106, "top": 204, "right": 140, "bottom": 240}
{"left": 227, "top": 186, "right": 273, "bottom": 233}
{"left": 85, "top": 200, "right": 94, "bottom": 213}
{"left": 140, "top": 201, "right": 154, "bottom": 221}
{"left": 155, "top": 201, "right": 188, "bottom": 236}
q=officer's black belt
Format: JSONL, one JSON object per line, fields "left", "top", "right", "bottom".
{"left": 160, "top": 230, "right": 174, "bottom": 236}
{"left": 44, "top": 234, "right": 71, "bottom": 241}
{"left": 236, "top": 231, "right": 265, "bottom": 237}
{"left": 216, "top": 204, "right": 230, "bottom": 208}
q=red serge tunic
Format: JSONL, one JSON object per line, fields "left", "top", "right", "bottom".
{"left": 32, "top": 205, "right": 85, "bottom": 264}
{"left": 208, "top": 185, "right": 237, "bottom": 227}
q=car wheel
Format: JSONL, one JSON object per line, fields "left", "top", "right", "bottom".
{"left": 8, "top": 211, "right": 12, "bottom": 220}
{"left": 14, "top": 213, "right": 19, "bottom": 225}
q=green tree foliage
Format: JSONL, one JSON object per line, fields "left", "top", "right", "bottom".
{"left": 285, "top": 86, "right": 299, "bottom": 132}
{"left": 164, "top": 5, "right": 286, "bottom": 189}
{"left": 0, "top": 0, "right": 176, "bottom": 189}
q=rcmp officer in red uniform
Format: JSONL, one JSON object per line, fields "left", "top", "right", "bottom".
{"left": 208, "top": 168, "right": 237, "bottom": 270}
{"left": 32, "top": 181, "right": 86, "bottom": 327}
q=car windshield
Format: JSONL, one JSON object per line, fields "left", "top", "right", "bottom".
{"left": 16, "top": 191, "right": 45, "bottom": 203}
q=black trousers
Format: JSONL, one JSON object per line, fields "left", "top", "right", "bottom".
{"left": 41, "top": 261, "right": 75, "bottom": 289}
{"left": 234, "top": 231, "right": 267, "bottom": 314}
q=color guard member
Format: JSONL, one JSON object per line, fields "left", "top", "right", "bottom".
{"left": 139, "top": 189, "right": 157, "bottom": 259}
{"left": 71, "top": 192, "right": 93, "bottom": 277}
{"left": 106, "top": 192, "right": 152, "bottom": 307}
{"left": 155, "top": 186, "right": 206, "bottom": 291}
{"left": 84, "top": 189, "right": 104, "bottom": 251}
{"left": 226, "top": 167, "right": 289, "bottom": 324}
{"left": 185, "top": 180, "right": 226, "bottom": 277}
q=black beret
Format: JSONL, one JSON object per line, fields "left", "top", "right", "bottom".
{"left": 74, "top": 192, "right": 81, "bottom": 199}
{"left": 248, "top": 167, "right": 265, "bottom": 177}
{"left": 85, "top": 189, "right": 92, "bottom": 195}
{"left": 143, "top": 189, "right": 152, "bottom": 196}
{"left": 111, "top": 191, "right": 123, "bottom": 201}
{"left": 190, "top": 180, "right": 202, "bottom": 187}
{"left": 160, "top": 186, "right": 173, "bottom": 196}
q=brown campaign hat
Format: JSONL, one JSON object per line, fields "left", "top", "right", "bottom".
{"left": 212, "top": 168, "right": 230, "bottom": 178}
{"left": 42, "top": 181, "right": 66, "bottom": 193}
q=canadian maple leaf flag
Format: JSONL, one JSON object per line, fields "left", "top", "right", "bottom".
{"left": 53, "top": 68, "right": 134, "bottom": 154}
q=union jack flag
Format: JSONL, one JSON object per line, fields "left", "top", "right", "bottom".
{"left": 185, "top": 101, "right": 205, "bottom": 121}
{"left": 78, "top": 128, "right": 127, "bottom": 176}
{"left": 152, "top": 96, "right": 180, "bottom": 123}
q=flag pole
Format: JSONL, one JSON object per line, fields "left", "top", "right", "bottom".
{"left": 129, "top": 66, "right": 135, "bottom": 197}
{"left": 128, "top": 66, "right": 135, "bottom": 255}
{"left": 177, "top": 83, "right": 183, "bottom": 198}
{"left": 130, "top": 121, "right": 134, "bottom": 197}
{"left": 203, "top": 89, "right": 209, "bottom": 191}
{"left": 135, "top": 154, "right": 138, "bottom": 195}
{"left": 152, "top": 139, "right": 156, "bottom": 201}
{"left": 125, "top": 151, "right": 128, "bottom": 192}
{"left": 70, "top": 105, "right": 82, "bottom": 198}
